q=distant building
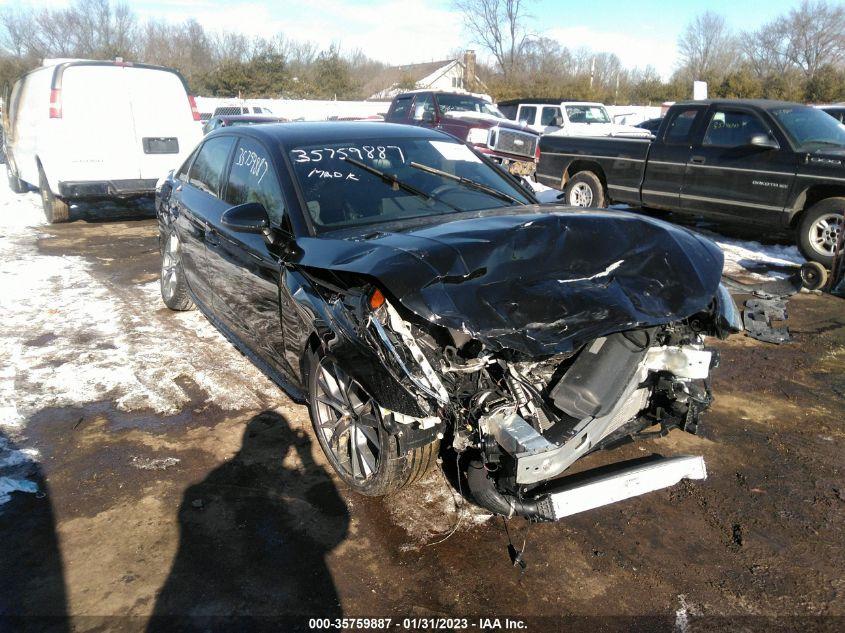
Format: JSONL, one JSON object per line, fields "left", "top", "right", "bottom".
{"left": 365, "top": 50, "right": 484, "bottom": 101}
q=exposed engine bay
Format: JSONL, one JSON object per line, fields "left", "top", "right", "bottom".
{"left": 337, "top": 281, "right": 741, "bottom": 521}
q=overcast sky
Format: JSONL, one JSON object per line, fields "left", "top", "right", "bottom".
{"left": 9, "top": 0, "right": 805, "bottom": 78}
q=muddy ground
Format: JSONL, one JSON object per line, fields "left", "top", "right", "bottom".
{"left": 1, "top": 203, "right": 843, "bottom": 632}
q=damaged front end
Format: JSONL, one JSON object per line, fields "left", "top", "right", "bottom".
{"left": 300, "top": 209, "right": 742, "bottom": 519}
{"left": 340, "top": 278, "right": 741, "bottom": 522}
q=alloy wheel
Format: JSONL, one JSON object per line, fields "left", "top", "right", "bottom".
{"left": 808, "top": 212, "right": 843, "bottom": 258}
{"left": 314, "top": 358, "right": 382, "bottom": 482}
{"left": 161, "top": 232, "right": 181, "bottom": 302}
{"left": 569, "top": 182, "right": 593, "bottom": 207}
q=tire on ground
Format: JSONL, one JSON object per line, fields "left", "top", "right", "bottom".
{"left": 7, "top": 165, "right": 27, "bottom": 193}
{"left": 38, "top": 165, "right": 69, "bottom": 223}
{"left": 159, "top": 229, "right": 195, "bottom": 311}
{"left": 563, "top": 170, "right": 605, "bottom": 208}
{"left": 797, "top": 197, "right": 844, "bottom": 268}
{"left": 306, "top": 349, "right": 439, "bottom": 497}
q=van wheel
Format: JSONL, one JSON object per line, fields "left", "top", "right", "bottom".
{"left": 7, "top": 165, "right": 26, "bottom": 193}
{"left": 564, "top": 171, "right": 605, "bottom": 208}
{"left": 798, "top": 198, "right": 843, "bottom": 268}
{"left": 38, "top": 166, "right": 69, "bottom": 223}
{"left": 306, "top": 350, "right": 439, "bottom": 496}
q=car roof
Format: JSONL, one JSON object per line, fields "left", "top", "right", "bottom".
{"left": 216, "top": 115, "right": 285, "bottom": 122}
{"left": 672, "top": 98, "right": 806, "bottom": 110}
{"left": 220, "top": 121, "right": 455, "bottom": 146}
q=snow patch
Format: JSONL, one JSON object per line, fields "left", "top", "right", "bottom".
{"left": 0, "top": 182, "right": 287, "bottom": 496}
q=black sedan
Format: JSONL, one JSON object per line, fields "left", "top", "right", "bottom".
{"left": 156, "top": 122, "right": 740, "bottom": 521}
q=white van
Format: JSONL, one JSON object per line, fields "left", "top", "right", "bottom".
{"left": 3, "top": 59, "right": 202, "bottom": 222}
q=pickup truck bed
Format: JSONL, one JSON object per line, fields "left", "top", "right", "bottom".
{"left": 536, "top": 99, "right": 845, "bottom": 266}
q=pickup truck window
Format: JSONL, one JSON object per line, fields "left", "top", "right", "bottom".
{"left": 518, "top": 106, "right": 537, "bottom": 124}
{"left": 387, "top": 96, "right": 413, "bottom": 121}
{"left": 565, "top": 106, "right": 610, "bottom": 124}
{"left": 412, "top": 93, "right": 436, "bottom": 121}
{"left": 541, "top": 107, "right": 561, "bottom": 126}
{"left": 770, "top": 105, "right": 845, "bottom": 151}
{"left": 664, "top": 108, "right": 702, "bottom": 144}
{"left": 703, "top": 110, "right": 772, "bottom": 148}
{"left": 436, "top": 94, "right": 506, "bottom": 118}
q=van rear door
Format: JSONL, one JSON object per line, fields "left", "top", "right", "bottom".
{"left": 60, "top": 65, "right": 141, "bottom": 182}
{"left": 124, "top": 66, "right": 199, "bottom": 180}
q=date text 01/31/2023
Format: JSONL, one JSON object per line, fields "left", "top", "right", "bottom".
{"left": 307, "top": 617, "right": 528, "bottom": 630}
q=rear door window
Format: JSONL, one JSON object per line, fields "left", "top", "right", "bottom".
{"left": 188, "top": 136, "right": 235, "bottom": 196}
{"left": 518, "top": 106, "right": 537, "bottom": 124}
{"left": 387, "top": 96, "right": 413, "bottom": 121}
{"left": 224, "top": 137, "right": 285, "bottom": 225}
{"left": 664, "top": 108, "right": 704, "bottom": 144}
{"left": 411, "top": 93, "right": 436, "bottom": 121}
{"left": 541, "top": 106, "right": 561, "bottom": 126}
{"left": 176, "top": 146, "right": 199, "bottom": 181}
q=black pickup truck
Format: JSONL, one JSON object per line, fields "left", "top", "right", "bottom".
{"left": 536, "top": 99, "right": 845, "bottom": 266}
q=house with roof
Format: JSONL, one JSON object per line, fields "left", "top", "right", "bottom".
{"left": 364, "top": 50, "right": 484, "bottom": 101}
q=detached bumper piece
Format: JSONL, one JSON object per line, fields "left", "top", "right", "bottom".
{"left": 59, "top": 178, "right": 158, "bottom": 199}
{"left": 539, "top": 455, "right": 707, "bottom": 520}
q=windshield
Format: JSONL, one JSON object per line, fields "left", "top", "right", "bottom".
{"left": 436, "top": 94, "right": 505, "bottom": 119}
{"left": 288, "top": 137, "right": 532, "bottom": 233}
{"left": 770, "top": 106, "right": 845, "bottom": 150}
{"left": 565, "top": 105, "right": 611, "bottom": 124}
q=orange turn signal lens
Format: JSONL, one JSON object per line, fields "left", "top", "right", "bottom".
{"left": 369, "top": 288, "right": 385, "bottom": 310}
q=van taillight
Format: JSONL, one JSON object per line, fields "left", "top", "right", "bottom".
{"left": 188, "top": 95, "right": 200, "bottom": 121}
{"left": 49, "top": 89, "right": 62, "bottom": 118}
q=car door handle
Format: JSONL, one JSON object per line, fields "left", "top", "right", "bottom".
{"left": 690, "top": 156, "right": 706, "bottom": 164}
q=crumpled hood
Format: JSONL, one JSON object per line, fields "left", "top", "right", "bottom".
{"left": 297, "top": 208, "right": 724, "bottom": 357}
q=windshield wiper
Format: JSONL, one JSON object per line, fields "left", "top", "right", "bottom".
{"left": 408, "top": 161, "right": 526, "bottom": 206}
{"left": 340, "top": 156, "right": 461, "bottom": 213}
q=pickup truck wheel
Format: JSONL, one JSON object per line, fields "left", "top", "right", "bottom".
{"left": 307, "top": 352, "right": 439, "bottom": 496}
{"left": 160, "top": 228, "right": 195, "bottom": 311}
{"left": 564, "top": 171, "right": 605, "bottom": 208}
{"left": 6, "top": 165, "right": 26, "bottom": 193}
{"left": 38, "top": 166, "right": 69, "bottom": 224}
{"left": 798, "top": 198, "right": 843, "bottom": 267}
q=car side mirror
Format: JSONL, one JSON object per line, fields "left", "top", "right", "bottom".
{"left": 748, "top": 134, "right": 779, "bottom": 150}
{"left": 553, "top": 115, "right": 565, "bottom": 127}
{"left": 221, "top": 202, "right": 270, "bottom": 234}
{"left": 419, "top": 110, "right": 436, "bottom": 123}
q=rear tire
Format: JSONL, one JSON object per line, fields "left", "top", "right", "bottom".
{"left": 7, "top": 165, "right": 26, "bottom": 193}
{"left": 160, "top": 228, "right": 195, "bottom": 311}
{"left": 564, "top": 171, "right": 605, "bottom": 208}
{"left": 797, "top": 198, "right": 843, "bottom": 268}
{"left": 38, "top": 166, "right": 69, "bottom": 223}
{"left": 306, "top": 351, "right": 438, "bottom": 496}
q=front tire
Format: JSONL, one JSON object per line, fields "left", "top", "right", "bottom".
{"left": 38, "top": 165, "right": 69, "bottom": 223}
{"left": 798, "top": 198, "right": 843, "bottom": 268}
{"left": 564, "top": 171, "right": 605, "bottom": 208}
{"left": 160, "top": 229, "right": 195, "bottom": 311}
{"left": 307, "top": 352, "right": 438, "bottom": 496}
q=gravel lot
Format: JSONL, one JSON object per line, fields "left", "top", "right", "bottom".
{"left": 1, "top": 187, "right": 843, "bottom": 631}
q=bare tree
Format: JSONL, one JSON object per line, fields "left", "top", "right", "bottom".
{"left": 780, "top": 0, "right": 845, "bottom": 77}
{"left": 677, "top": 11, "right": 737, "bottom": 81}
{"left": 453, "top": 0, "right": 533, "bottom": 77}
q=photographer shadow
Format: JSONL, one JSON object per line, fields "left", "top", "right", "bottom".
{"left": 148, "top": 411, "right": 349, "bottom": 631}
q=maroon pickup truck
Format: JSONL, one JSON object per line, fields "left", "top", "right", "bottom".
{"left": 385, "top": 91, "right": 539, "bottom": 175}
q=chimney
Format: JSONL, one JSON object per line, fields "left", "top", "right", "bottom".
{"left": 463, "top": 50, "right": 476, "bottom": 91}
